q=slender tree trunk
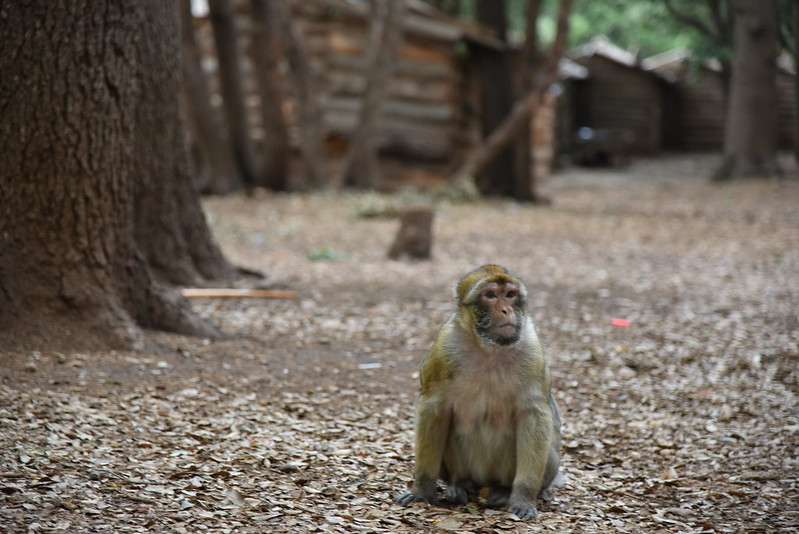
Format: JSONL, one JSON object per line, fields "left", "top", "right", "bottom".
{"left": 208, "top": 0, "right": 260, "bottom": 191}
{"left": 180, "top": 0, "right": 238, "bottom": 195}
{"left": 794, "top": 0, "right": 799, "bottom": 169}
{"left": 452, "top": 0, "right": 574, "bottom": 190}
{"left": 0, "top": 0, "right": 219, "bottom": 351}
{"left": 340, "top": 0, "right": 405, "bottom": 190}
{"left": 714, "top": 0, "right": 780, "bottom": 180}
{"left": 475, "top": 0, "right": 516, "bottom": 196}
{"left": 251, "top": 0, "right": 292, "bottom": 191}
{"left": 274, "top": 0, "right": 328, "bottom": 189}
{"left": 513, "top": 0, "right": 543, "bottom": 202}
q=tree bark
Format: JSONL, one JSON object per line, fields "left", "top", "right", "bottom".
{"left": 475, "top": 0, "right": 517, "bottom": 197}
{"left": 452, "top": 0, "right": 574, "bottom": 190}
{"left": 714, "top": 0, "right": 780, "bottom": 180}
{"left": 274, "top": 0, "right": 328, "bottom": 189}
{"left": 0, "top": 0, "right": 220, "bottom": 351}
{"left": 208, "top": 0, "right": 260, "bottom": 191}
{"left": 339, "top": 0, "right": 405, "bottom": 190}
{"left": 251, "top": 0, "right": 292, "bottom": 191}
{"left": 180, "top": 0, "right": 238, "bottom": 195}
{"left": 794, "top": 0, "right": 799, "bottom": 169}
{"left": 136, "top": 1, "right": 238, "bottom": 286}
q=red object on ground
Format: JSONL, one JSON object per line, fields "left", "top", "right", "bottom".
{"left": 611, "top": 318, "right": 631, "bottom": 328}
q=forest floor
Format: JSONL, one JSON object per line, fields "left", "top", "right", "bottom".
{"left": 1, "top": 153, "right": 798, "bottom": 533}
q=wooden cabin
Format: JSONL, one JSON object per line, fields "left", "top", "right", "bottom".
{"left": 192, "top": 0, "right": 573, "bottom": 186}
{"left": 194, "top": 0, "right": 490, "bottom": 185}
{"left": 571, "top": 36, "right": 670, "bottom": 154}
{"left": 643, "top": 50, "right": 725, "bottom": 151}
{"left": 644, "top": 49, "right": 797, "bottom": 151}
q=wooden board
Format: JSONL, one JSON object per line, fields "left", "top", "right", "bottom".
{"left": 181, "top": 288, "right": 298, "bottom": 300}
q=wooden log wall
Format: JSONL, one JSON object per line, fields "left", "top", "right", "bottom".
{"left": 574, "top": 56, "right": 664, "bottom": 154}
{"left": 658, "top": 66, "right": 795, "bottom": 151}
{"left": 194, "top": 0, "right": 461, "bottom": 170}
{"left": 777, "top": 72, "right": 797, "bottom": 149}
{"left": 672, "top": 68, "right": 726, "bottom": 150}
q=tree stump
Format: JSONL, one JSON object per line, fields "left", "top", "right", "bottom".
{"left": 388, "top": 208, "right": 434, "bottom": 260}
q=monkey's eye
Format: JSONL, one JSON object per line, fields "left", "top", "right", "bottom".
{"left": 484, "top": 290, "right": 497, "bottom": 300}
{"left": 506, "top": 290, "right": 517, "bottom": 299}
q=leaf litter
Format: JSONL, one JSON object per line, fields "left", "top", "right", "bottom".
{"left": 1, "top": 154, "right": 798, "bottom": 532}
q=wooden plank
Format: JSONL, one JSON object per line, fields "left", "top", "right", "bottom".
{"left": 325, "top": 95, "right": 454, "bottom": 122}
{"left": 328, "top": 54, "right": 455, "bottom": 80}
{"left": 181, "top": 288, "right": 298, "bottom": 300}
{"left": 327, "top": 70, "right": 452, "bottom": 102}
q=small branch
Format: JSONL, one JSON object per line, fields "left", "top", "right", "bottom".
{"left": 181, "top": 288, "right": 299, "bottom": 300}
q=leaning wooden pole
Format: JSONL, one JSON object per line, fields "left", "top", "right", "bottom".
{"left": 339, "top": 0, "right": 405, "bottom": 190}
{"left": 451, "top": 0, "right": 574, "bottom": 191}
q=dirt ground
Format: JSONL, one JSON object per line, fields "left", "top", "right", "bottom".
{"left": 1, "top": 154, "right": 798, "bottom": 533}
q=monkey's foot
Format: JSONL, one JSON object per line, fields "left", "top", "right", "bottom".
{"left": 508, "top": 502, "right": 538, "bottom": 520}
{"left": 486, "top": 486, "right": 511, "bottom": 508}
{"left": 396, "top": 492, "right": 436, "bottom": 507}
{"left": 443, "top": 484, "right": 469, "bottom": 506}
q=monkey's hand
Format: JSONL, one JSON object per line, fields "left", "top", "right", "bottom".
{"left": 395, "top": 478, "right": 438, "bottom": 506}
{"left": 508, "top": 496, "right": 538, "bottom": 520}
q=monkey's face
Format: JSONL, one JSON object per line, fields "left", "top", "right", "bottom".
{"left": 473, "top": 281, "right": 523, "bottom": 346}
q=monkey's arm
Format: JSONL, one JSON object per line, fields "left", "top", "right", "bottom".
{"left": 397, "top": 341, "right": 453, "bottom": 506}
{"left": 508, "top": 384, "right": 554, "bottom": 519}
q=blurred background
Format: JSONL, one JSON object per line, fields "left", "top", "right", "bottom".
{"left": 182, "top": 0, "right": 796, "bottom": 195}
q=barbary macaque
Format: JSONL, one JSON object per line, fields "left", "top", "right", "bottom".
{"left": 396, "top": 264, "right": 562, "bottom": 520}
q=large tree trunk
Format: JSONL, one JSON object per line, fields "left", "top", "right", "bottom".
{"left": 136, "top": 0, "right": 238, "bottom": 286}
{"left": 0, "top": 1, "right": 220, "bottom": 351}
{"left": 208, "top": 0, "right": 260, "bottom": 191}
{"left": 475, "top": 0, "right": 517, "bottom": 197}
{"left": 452, "top": 0, "right": 573, "bottom": 191}
{"left": 180, "top": 0, "right": 238, "bottom": 195}
{"left": 340, "top": 0, "right": 405, "bottom": 190}
{"left": 274, "top": 0, "right": 328, "bottom": 189}
{"left": 714, "top": 0, "right": 780, "bottom": 180}
{"left": 251, "top": 0, "right": 292, "bottom": 191}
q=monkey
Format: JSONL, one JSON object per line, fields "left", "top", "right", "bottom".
{"left": 396, "top": 264, "right": 562, "bottom": 520}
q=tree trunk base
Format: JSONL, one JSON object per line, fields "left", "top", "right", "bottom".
{"left": 712, "top": 155, "right": 781, "bottom": 181}
{"left": 0, "top": 254, "right": 221, "bottom": 352}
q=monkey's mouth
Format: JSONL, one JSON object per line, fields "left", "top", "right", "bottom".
{"left": 496, "top": 323, "right": 518, "bottom": 335}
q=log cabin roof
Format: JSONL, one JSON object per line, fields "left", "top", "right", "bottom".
{"left": 572, "top": 36, "right": 670, "bottom": 82}
{"left": 644, "top": 48, "right": 796, "bottom": 81}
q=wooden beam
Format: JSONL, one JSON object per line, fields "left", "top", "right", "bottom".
{"left": 181, "top": 288, "right": 298, "bottom": 300}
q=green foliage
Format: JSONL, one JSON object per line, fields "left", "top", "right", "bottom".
{"left": 307, "top": 247, "right": 348, "bottom": 262}
{"left": 424, "top": 0, "right": 749, "bottom": 59}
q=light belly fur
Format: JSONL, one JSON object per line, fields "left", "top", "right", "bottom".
{"left": 444, "top": 367, "right": 522, "bottom": 486}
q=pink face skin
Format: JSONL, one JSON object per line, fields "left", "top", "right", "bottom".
{"left": 477, "top": 282, "right": 522, "bottom": 344}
